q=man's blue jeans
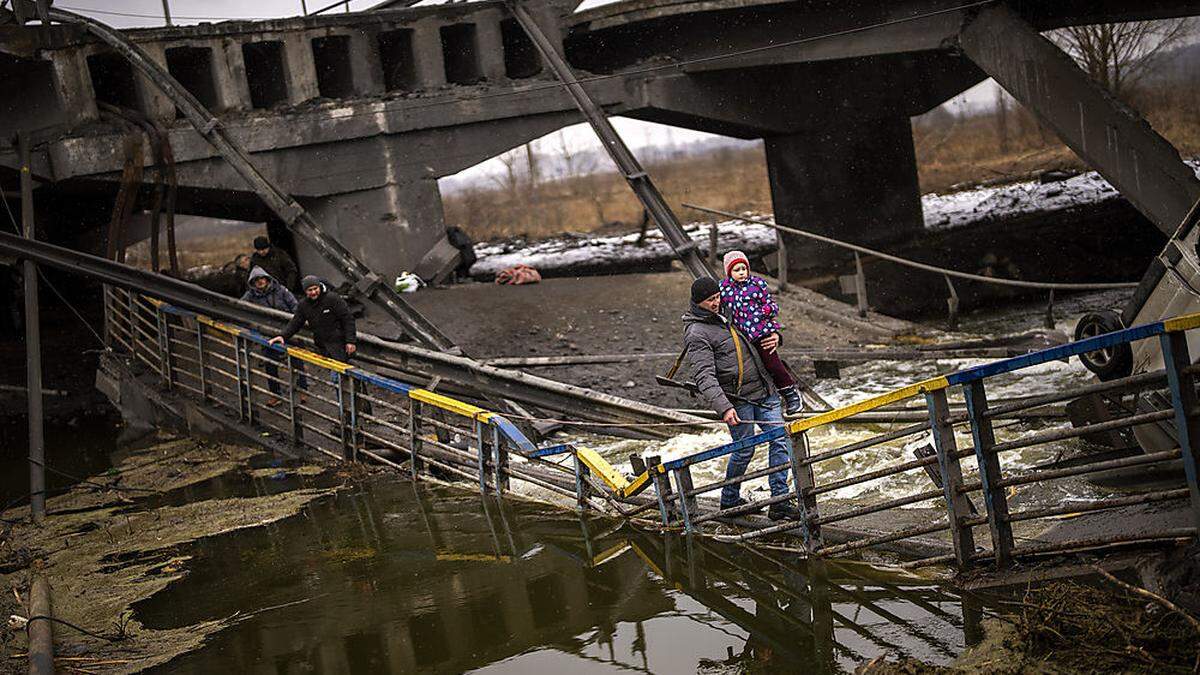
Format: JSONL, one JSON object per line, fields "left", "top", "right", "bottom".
{"left": 720, "top": 393, "right": 793, "bottom": 507}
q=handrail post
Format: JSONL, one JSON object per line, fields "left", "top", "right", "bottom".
{"left": 242, "top": 338, "right": 255, "bottom": 426}
{"left": 1160, "top": 330, "right": 1200, "bottom": 531}
{"left": 925, "top": 389, "right": 976, "bottom": 568}
{"left": 346, "top": 377, "right": 360, "bottom": 462}
{"left": 475, "top": 418, "right": 489, "bottom": 494}
{"left": 126, "top": 291, "right": 137, "bottom": 356}
{"left": 233, "top": 334, "right": 246, "bottom": 422}
{"left": 195, "top": 323, "right": 207, "bottom": 402}
{"left": 154, "top": 304, "right": 172, "bottom": 389}
{"left": 646, "top": 456, "right": 675, "bottom": 526}
{"left": 492, "top": 425, "right": 509, "bottom": 495}
{"left": 102, "top": 285, "right": 113, "bottom": 348}
{"left": 408, "top": 400, "right": 423, "bottom": 480}
{"left": 964, "top": 380, "right": 1013, "bottom": 568}
{"left": 790, "top": 430, "right": 823, "bottom": 553}
{"left": 573, "top": 449, "right": 592, "bottom": 512}
{"left": 673, "top": 466, "right": 698, "bottom": 534}
{"left": 335, "top": 373, "right": 349, "bottom": 460}
{"left": 286, "top": 353, "right": 300, "bottom": 443}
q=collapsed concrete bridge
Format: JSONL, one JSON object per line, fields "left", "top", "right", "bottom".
{"left": 1, "top": 0, "right": 1198, "bottom": 290}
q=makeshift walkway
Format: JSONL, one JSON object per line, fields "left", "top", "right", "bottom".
{"left": 102, "top": 284, "right": 1200, "bottom": 572}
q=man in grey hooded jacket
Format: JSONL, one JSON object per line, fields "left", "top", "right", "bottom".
{"left": 242, "top": 267, "right": 305, "bottom": 403}
{"left": 682, "top": 277, "right": 801, "bottom": 521}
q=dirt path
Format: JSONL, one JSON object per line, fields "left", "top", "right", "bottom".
{"left": 406, "top": 272, "right": 920, "bottom": 409}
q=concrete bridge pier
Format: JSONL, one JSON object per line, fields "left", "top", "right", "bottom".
{"left": 295, "top": 179, "right": 447, "bottom": 289}
{"left": 764, "top": 114, "right": 924, "bottom": 272}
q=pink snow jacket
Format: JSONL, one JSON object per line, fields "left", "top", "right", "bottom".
{"left": 719, "top": 276, "right": 782, "bottom": 342}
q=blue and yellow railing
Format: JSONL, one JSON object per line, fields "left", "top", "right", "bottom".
{"left": 102, "top": 286, "right": 601, "bottom": 500}
{"left": 627, "top": 310, "right": 1200, "bottom": 569}
{"left": 103, "top": 283, "right": 1200, "bottom": 570}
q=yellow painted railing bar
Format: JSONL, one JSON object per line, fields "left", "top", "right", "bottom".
{"left": 786, "top": 376, "right": 949, "bottom": 434}
{"left": 1164, "top": 313, "right": 1200, "bottom": 332}
{"left": 620, "top": 471, "right": 653, "bottom": 499}
{"left": 409, "top": 388, "right": 494, "bottom": 422}
{"left": 575, "top": 446, "right": 630, "bottom": 491}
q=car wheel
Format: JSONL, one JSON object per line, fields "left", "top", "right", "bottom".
{"left": 1074, "top": 310, "right": 1133, "bottom": 381}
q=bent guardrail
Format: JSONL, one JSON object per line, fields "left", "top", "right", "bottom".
{"left": 632, "top": 312, "right": 1200, "bottom": 569}
{"left": 101, "top": 286, "right": 631, "bottom": 504}
{"left": 103, "top": 284, "right": 1200, "bottom": 571}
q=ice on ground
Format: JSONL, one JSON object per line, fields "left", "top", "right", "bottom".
{"left": 471, "top": 160, "right": 1200, "bottom": 278}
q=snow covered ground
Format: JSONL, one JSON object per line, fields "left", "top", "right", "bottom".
{"left": 471, "top": 160, "right": 1200, "bottom": 279}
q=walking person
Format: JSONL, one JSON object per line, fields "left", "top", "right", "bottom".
{"left": 681, "top": 277, "right": 801, "bottom": 521}
{"left": 267, "top": 275, "right": 356, "bottom": 362}
{"left": 250, "top": 235, "right": 299, "bottom": 292}
{"left": 241, "top": 267, "right": 306, "bottom": 405}
{"left": 720, "top": 250, "right": 803, "bottom": 415}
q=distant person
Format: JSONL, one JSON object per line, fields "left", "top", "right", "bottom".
{"left": 681, "top": 277, "right": 800, "bottom": 521}
{"left": 720, "top": 250, "right": 803, "bottom": 416}
{"left": 445, "top": 226, "right": 477, "bottom": 281}
{"left": 250, "top": 235, "right": 298, "bottom": 292}
{"left": 242, "top": 267, "right": 306, "bottom": 405}
{"left": 268, "top": 275, "right": 356, "bottom": 363}
{"left": 234, "top": 253, "right": 252, "bottom": 293}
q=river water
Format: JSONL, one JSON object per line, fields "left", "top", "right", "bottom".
{"left": 14, "top": 290, "right": 1138, "bottom": 672}
{"left": 138, "top": 477, "right": 993, "bottom": 674}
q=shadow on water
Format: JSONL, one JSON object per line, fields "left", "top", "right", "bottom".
{"left": 0, "top": 417, "right": 117, "bottom": 509}
{"left": 136, "top": 478, "right": 995, "bottom": 673}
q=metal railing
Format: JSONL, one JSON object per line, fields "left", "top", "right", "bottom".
{"left": 101, "top": 286, "right": 621, "bottom": 504}
{"left": 102, "top": 285, "right": 1200, "bottom": 570}
{"left": 632, "top": 311, "right": 1200, "bottom": 569}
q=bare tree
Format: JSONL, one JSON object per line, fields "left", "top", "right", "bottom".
{"left": 1051, "top": 19, "right": 1195, "bottom": 97}
{"left": 995, "top": 86, "right": 1009, "bottom": 152}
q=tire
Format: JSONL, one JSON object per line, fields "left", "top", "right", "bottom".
{"left": 1074, "top": 310, "right": 1133, "bottom": 381}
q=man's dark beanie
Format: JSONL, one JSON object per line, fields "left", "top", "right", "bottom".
{"left": 301, "top": 275, "right": 322, "bottom": 291}
{"left": 691, "top": 277, "right": 720, "bottom": 304}
{"left": 253, "top": 235, "right": 270, "bottom": 249}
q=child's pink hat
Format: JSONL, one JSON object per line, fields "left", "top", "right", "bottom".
{"left": 723, "top": 250, "right": 749, "bottom": 277}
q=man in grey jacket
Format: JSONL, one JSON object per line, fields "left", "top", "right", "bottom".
{"left": 242, "top": 267, "right": 306, "bottom": 404}
{"left": 682, "top": 277, "right": 801, "bottom": 521}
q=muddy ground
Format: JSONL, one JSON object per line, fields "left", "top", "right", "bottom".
{"left": 0, "top": 435, "right": 344, "bottom": 674}
{"left": 406, "top": 271, "right": 918, "bottom": 410}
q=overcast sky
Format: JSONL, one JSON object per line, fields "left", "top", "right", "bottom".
{"left": 57, "top": 0, "right": 998, "bottom": 185}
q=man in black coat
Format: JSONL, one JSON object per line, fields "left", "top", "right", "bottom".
{"left": 268, "top": 275, "right": 356, "bottom": 362}
{"left": 250, "top": 235, "right": 299, "bottom": 292}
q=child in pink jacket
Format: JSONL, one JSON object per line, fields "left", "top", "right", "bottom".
{"left": 720, "top": 250, "right": 803, "bottom": 415}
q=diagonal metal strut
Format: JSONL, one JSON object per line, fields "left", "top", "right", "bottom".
{"left": 507, "top": 0, "right": 715, "bottom": 280}
{"left": 46, "top": 7, "right": 458, "bottom": 352}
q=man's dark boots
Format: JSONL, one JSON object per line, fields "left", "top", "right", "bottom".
{"left": 781, "top": 387, "right": 803, "bottom": 416}
{"left": 768, "top": 502, "right": 803, "bottom": 521}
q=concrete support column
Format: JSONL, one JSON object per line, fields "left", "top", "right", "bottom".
{"left": 411, "top": 20, "right": 448, "bottom": 89}
{"left": 134, "top": 43, "right": 177, "bottom": 120}
{"left": 960, "top": 5, "right": 1200, "bottom": 234}
{"left": 348, "top": 30, "right": 385, "bottom": 96}
{"left": 475, "top": 10, "right": 508, "bottom": 82}
{"left": 49, "top": 50, "right": 99, "bottom": 128}
{"left": 282, "top": 34, "right": 320, "bottom": 105}
{"left": 764, "top": 115, "right": 923, "bottom": 272}
{"left": 220, "top": 37, "right": 254, "bottom": 111}
{"left": 295, "top": 180, "right": 446, "bottom": 288}
{"left": 209, "top": 40, "right": 250, "bottom": 111}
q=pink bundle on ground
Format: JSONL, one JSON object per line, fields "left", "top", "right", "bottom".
{"left": 495, "top": 264, "right": 542, "bottom": 285}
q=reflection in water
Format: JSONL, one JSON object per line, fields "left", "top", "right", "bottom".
{"left": 139, "top": 478, "right": 989, "bottom": 673}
